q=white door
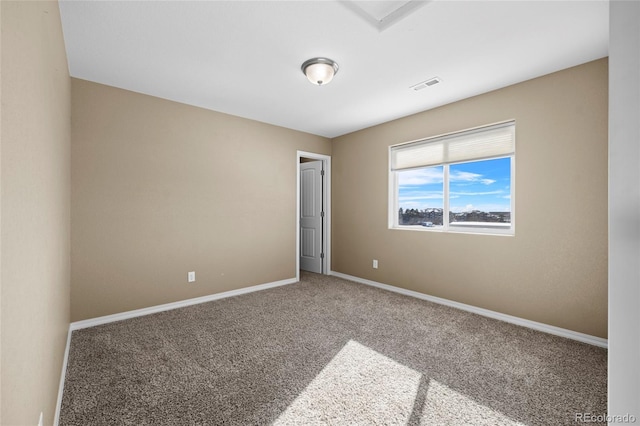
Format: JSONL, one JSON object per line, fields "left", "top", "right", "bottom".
{"left": 300, "top": 160, "right": 324, "bottom": 273}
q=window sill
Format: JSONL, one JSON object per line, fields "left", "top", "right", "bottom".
{"left": 389, "top": 224, "right": 514, "bottom": 236}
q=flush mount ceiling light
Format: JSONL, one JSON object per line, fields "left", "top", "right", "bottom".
{"left": 301, "top": 57, "right": 339, "bottom": 86}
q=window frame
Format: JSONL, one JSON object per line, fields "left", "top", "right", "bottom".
{"left": 388, "top": 121, "right": 515, "bottom": 236}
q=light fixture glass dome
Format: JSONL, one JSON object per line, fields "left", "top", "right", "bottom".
{"left": 301, "top": 58, "right": 339, "bottom": 86}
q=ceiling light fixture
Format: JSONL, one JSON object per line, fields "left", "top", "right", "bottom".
{"left": 301, "top": 57, "right": 339, "bottom": 86}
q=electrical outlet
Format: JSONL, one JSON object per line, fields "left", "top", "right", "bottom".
{"left": 188, "top": 271, "right": 196, "bottom": 283}
{"left": 373, "top": 259, "right": 378, "bottom": 269}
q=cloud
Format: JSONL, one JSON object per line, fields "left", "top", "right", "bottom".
{"left": 450, "top": 190, "right": 504, "bottom": 196}
{"left": 450, "top": 171, "right": 481, "bottom": 182}
{"left": 399, "top": 168, "right": 500, "bottom": 187}
{"left": 398, "top": 168, "right": 443, "bottom": 186}
{"left": 399, "top": 191, "right": 443, "bottom": 202}
{"left": 399, "top": 188, "right": 444, "bottom": 210}
{"left": 449, "top": 171, "right": 496, "bottom": 186}
{"left": 450, "top": 203, "right": 511, "bottom": 213}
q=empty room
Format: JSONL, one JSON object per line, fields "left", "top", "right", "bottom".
{"left": 1, "top": 1, "right": 638, "bottom": 425}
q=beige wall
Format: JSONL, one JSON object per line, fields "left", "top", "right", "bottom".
{"left": 1, "top": 1, "right": 71, "bottom": 425}
{"left": 71, "top": 79, "right": 331, "bottom": 321}
{"left": 332, "top": 58, "right": 608, "bottom": 338}
{"left": 0, "top": 2, "right": 612, "bottom": 420}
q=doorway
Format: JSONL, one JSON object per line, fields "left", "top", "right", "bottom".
{"left": 296, "top": 151, "right": 331, "bottom": 280}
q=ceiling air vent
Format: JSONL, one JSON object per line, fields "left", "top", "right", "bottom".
{"left": 410, "top": 77, "right": 441, "bottom": 91}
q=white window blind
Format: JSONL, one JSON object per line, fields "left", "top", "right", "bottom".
{"left": 390, "top": 121, "right": 515, "bottom": 171}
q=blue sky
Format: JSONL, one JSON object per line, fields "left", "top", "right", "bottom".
{"left": 398, "top": 157, "right": 511, "bottom": 213}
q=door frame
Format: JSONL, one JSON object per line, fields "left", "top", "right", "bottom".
{"left": 296, "top": 151, "right": 331, "bottom": 281}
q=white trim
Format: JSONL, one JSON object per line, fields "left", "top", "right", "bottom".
{"left": 55, "top": 276, "right": 297, "bottom": 424}
{"left": 69, "top": 277, "right": 297, "bottom": 331}
{"left": 296, "top": 151, "right": 331, "bottom": 279}
{"left": 388, "top": 149, "right": 397, "bottom": 228}
{"left": 389, "top": 121, "right": 516, "bottom": 237}
{"left": 330, "top": 271, "right": 608, "bottom": 348}
{"left": 54, "top": 271, "right": 605, "bottom": 424}
{"left": 54, "top": 327, "right": 73, "bottom": 426}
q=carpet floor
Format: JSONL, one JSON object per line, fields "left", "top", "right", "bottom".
{"left": 59, "top": 272, "right": 607, "bottom": 425}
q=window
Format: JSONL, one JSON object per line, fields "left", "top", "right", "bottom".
{"left": 389, "top": 121, "right": 515, "bottom": 235}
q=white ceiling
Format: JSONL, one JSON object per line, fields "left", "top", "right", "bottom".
{"left": 58, "top": 0, "right": 609, "bottom": 138}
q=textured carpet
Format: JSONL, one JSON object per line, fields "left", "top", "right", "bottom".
{"left": 59, "top": 272, "right": 607, "bottom": 425}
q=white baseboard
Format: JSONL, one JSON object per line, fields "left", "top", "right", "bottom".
{"left": 54, "top": 327, "right": 73, "bottom": 426}
{"left": 55, "top": 276, "right": 298, "bottom": 425}
{"left": 69, "top": 277, "right": 298, "bottom": 331}
{"left": 55, "top": 271, "right": 607, "bottom": 424}
{"left": 330, "top": 271, "right": 608, "bottom": 349}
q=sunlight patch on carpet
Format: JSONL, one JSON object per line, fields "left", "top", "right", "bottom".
{"left": 421, "top": 380, "right": 525, "bottom": 425}
{"left": 274, "top": 339, "right": 525, "bottom": 425}
{"left": 274, "top": 340, "right": 421, "bottom": 425}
